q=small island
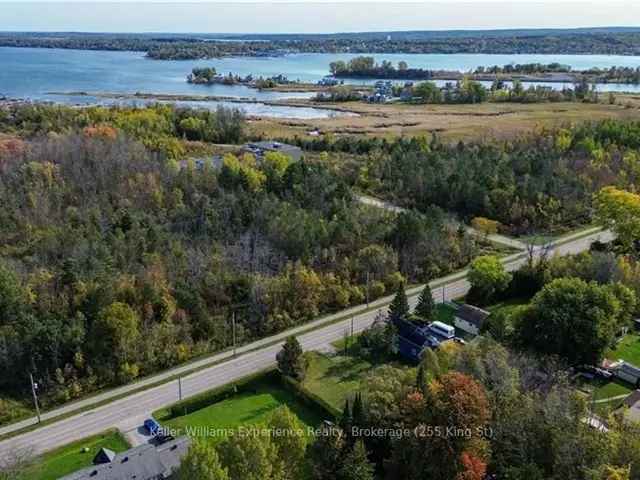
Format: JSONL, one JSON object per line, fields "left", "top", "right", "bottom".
{"left": 187, "top": 67, "right": 300, "bottom": 89}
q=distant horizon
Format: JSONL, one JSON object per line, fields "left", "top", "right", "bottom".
{"left": 2, "top": 25, "right": 640, "bottom": 36}
{"left": 1, "top": 2, "right": 638, "bottom": 34}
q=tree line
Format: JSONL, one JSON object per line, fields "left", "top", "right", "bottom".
{"left": 3, "top": 30, "right": 640, "bottom": 59}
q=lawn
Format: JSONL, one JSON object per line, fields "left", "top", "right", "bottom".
{"left": 592, "top": 380, "right": 632, "bottom": 402}
{"left": 21, "top": 430, "right": 129, "bottom": 480}
{"left": 157, "top": 375, "right": 324, "bottom": 445}
{"left": 607, "top": 334, "right": 640, "bottom": 366}
{"left": 303, "top": 352, "right": 375, "bottom": 411}
{"left": 486, "top": 298, "right": 530, "bottom": 318}
{"left": 434, "top": 303, "right": 457, "bottom": 325}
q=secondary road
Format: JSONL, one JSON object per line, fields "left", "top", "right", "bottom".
{"left": 0, "top": 228, "right": 612, "bottom": 459}
{"left": 355, "top": 194, "right": 529, "bottom": 250}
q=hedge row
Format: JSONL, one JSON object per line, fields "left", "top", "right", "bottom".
{"left": 156, "top": 369, "right": 279, "bottom": 421}
{"left": 280, "top": 374, "right": 341, "bottom": 420}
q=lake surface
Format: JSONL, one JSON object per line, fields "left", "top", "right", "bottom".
{"left": 1, "top": 47, "right": 640, "bottom": 118}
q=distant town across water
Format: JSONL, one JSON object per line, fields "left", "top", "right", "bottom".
{"left": 2, "top": 46, "right": 640, "bottom": 118}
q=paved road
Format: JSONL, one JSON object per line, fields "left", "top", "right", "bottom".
{"left": 0, "top": 228, "right": 611, "bottom": 459}
{"left": 356, "top": 194, "right": 528, "bottom": 250}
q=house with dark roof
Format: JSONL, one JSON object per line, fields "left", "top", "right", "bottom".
{"left": 454, "top": 304, "right": 490, "bottom": 336}
{"left": 393, "top": 317, "right": 455, "bottom": 362}
{"left": 59, "top": 436, "right": 190, "bottom": 480}
{"left": 611, "top": 360, "right": 640, "bottom": 387}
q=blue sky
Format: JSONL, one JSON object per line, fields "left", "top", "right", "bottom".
{"left": 0, "top": 1, "right": 638, "bottom": 33}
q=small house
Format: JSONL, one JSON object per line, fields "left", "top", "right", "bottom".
{"left": 393, "top": 317, "right": 455, "bottom": 363}
{"left": 59, "top": 436, "right": 191, "bottom": 480}
{"left": 619, "top": 389, "right": 640, "bottom": 423}
{"left": 454, "top": 304, "right": 490, "bottom": 336}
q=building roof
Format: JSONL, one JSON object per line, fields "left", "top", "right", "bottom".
{"left": 622, "top": 390, "right": 640, "bottom": 423}
{"left": 455, "top": 304, "right": 490, "bottom": 328}
{"left": 93, "top": 448, "right": 116, "bottom": 465}
{"left": 393, "top": 317, "right": 454, "bottom": 362}
{"left": 60, "top": 436, "right": 191, "bottom": 480}
{"left": 617, "top": 361, "right": 640, "bottom": 378}
{"left": 624, "top": 390, "right": 640, "bottom": 408}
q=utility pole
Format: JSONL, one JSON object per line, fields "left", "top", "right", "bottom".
{"left": 30, "top": 373, "right": 41, "bottom": 423}
{"left": 178, "top": 377, "right": 183, "bottom": 402}
{"left": 232, "top": 310, "right": 237, "bottom": 357}
{"left": 365, "top": 271, "right": 370, "bottom": 307}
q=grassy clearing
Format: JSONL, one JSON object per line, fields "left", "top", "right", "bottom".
{"left": 607, "top": 334, "right": 640, "bottom": 366}
{"left": 303, "top": 352, "right": 374, "bottom": 411}
{"left": 593, "top": 380, "right": 632, "bottom": 402}
{"left": 157, "top": 375, "right": 324, "bottom": 445}
{"left": 302, "top": 350, "right": 414, "bottom": 412}
{"left": 486, "top": 298, "right": 530, "bottom": 318}
{"left": 21, "top": 430, "right": 129, "bottom": 480}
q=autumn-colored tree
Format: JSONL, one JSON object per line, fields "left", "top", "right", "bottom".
{"left": 594, "top": 186, "right": 640, "bottom": 253}
{"left": 471, "top": 217, "right": 500, "bottom": 237}
{"left": 422, "top": 372, "right": 491, "bottom": 479}
{"left": 457, "top": 452, "right": 487, "bottom": 480}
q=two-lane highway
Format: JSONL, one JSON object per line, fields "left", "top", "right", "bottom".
{"left": 0, "top": 228, "right": 611, "bottom": 459}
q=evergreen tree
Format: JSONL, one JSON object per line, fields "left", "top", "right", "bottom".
{"left": 276, "top": 336, "right": 307, "bottom": 381}
{"left": 388, "top": 282, "right": 410, "bottom": 320}
{"left": 415, "top": 284, "right": 435, "bottom": 323}
{"left": 338, "top": 440, "right": 375, "bottom": 480}
{"left": 340, "top": 398, "right": 353, "bottom": 435}
{"left": 351, "top": 393, "right": 367, "bottom": 440}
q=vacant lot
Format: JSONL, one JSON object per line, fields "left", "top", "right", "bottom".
{"left": 156, "top": 375, "right": 324, "bottom": 445}
{"left": 21, "top": 430, "right": 129, "bottom": 480}
{"left": 251, "top": 97, "right": 640, "bottom": 142}
{"left": 486, "top": 298, "right": 530, "bottom": 319}
{"left": 607, "top": 334, "right": 640, "bottom": 366}
{"left": 303, "top": 352, "right": 375, "bottom": 411}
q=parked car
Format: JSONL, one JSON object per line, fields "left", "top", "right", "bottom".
{"left": 144, "top": 418, "right": 161, "bottom": 436}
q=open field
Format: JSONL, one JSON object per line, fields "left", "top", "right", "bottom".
{"left": 20, "top": 430, "right": 129, "bottom": 480}
{"left": 155, "top": 374, "right": 324, "bottom": 445}
{"left": 607, "top": 334, "right": 640, "bottom": 366}
{"left": 251, "top": 97, "right": 640, "bottom": 142}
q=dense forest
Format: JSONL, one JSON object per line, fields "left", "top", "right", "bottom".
{"left": 0, "top": 103, "right": 482, "bottom": 415}
{"left": 287, "top": 119, "right": 640, "bottom": 236}
{"left": 2, "top": 29, "right": 640, "bottom": 59}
